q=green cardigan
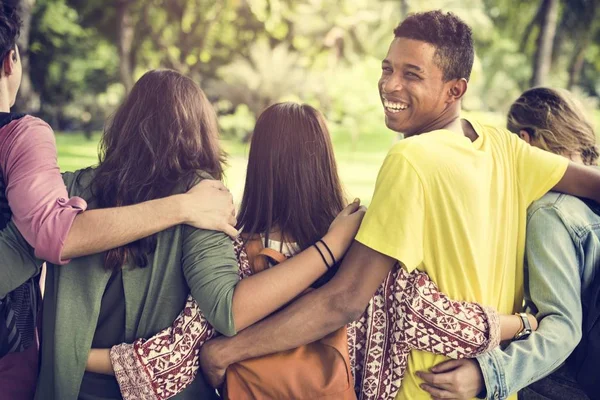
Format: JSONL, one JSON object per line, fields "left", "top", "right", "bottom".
{"left": 35, "top": 169, "right": 239, "bottom": 400}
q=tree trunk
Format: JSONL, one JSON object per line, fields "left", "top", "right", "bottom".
{"left": 116, "top": 0, "right": 134, "bottom": 93}
{"left": 14, "top": 0, "right": 39, "bottom": 113}
{"left": 567, "top": 0, "right": 598, "bottom": 90}
{"left": 530, "top": 0, "right": 559, "bottom": 87}
{"left": 567, "top": 40, "right": 588, "bottom": 90}
{"left": 400, "top": 0, "right": 409, "bottom": 18}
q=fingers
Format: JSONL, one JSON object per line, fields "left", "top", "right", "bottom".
{"left": 339, "top": 198, "right": 361, "bottom": 216}
{"left": 229, "top": 214, "right": 237, "bottom": 226}
{"left": 206, "top": 180, "right": 228, "bottom": 191}
{"left": 417, "top": 371, "right": 450, "bottom": 388}
{"left": 420, "top": 383, "right": 456, "bottom": 399}
{"left": 222, "top": 224, "right": 239, "bottom": 239}
{"left": 430, "top": 359, "right": 463, "bottom": 373}
{"left": 189, "top": 179, "right": 230, "bottom": 195}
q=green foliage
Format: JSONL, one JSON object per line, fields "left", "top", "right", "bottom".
{"left": 26, "top": 0, "right": 600, "bottom": 141}
{"left": 30, "top": 0, "right": 119, "bottom": 129}
{"left": 218, "top": 103, "right": 256, "bottom": 141}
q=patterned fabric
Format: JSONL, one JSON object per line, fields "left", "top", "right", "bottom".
{"left": 111, "top": 242, "right": 500, "bottom": 400}
{"left": 351, "top": 264, "right": 500, "bottom": 399}
{"left": 111, "top": 238, "right": 251, "bottom": 400}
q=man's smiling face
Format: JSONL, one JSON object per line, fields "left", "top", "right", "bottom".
{"left": 378, "top": 37, "right": 451, "bottom": 137}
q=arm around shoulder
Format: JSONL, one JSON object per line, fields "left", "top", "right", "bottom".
{"left": 201, "top": 241, "right": 395, "bottom": 377}
{"left": 477, "top": 203, "right": 583, "bottom": 398}
{"left": 553, "top": 162, "right": 600, "bottom": 203}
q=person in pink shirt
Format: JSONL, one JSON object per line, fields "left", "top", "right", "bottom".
{"left": 0, "top": 5, "right": 236, "bottom": 399}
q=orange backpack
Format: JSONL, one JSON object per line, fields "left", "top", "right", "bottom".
{"left": 224, "top": 238, "right": 357, "bottom": 400}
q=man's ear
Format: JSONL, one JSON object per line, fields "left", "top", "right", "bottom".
{"left": 3, "top": 49, "right": 16, "bottom": 76}
{"left": 519, "top": 129, "right": 532, "bottom": 144}
{"left": 446, "top": 78, "right": 468, "bottom": 104}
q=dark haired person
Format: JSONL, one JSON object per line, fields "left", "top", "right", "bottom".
{"left": 197, "top": 10, "right": 600, "bottom": 400}
{"left": 418, "top": 88, "right": 600, "bottom": 400}
{"left": 83, "top": 102, "right": 542, "bottom": 399}
{"left": 0, "top": 6, "right": 236, "bottom": 400}
{"left": 19, "top": 71, "right": 365, "bottom": 399}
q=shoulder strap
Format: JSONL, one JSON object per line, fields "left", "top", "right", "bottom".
{"left": 244, "top": 238, "right": 287, "bottom": 274}
{"left": 258, "top": 248, "right": 287, "bottom": 264}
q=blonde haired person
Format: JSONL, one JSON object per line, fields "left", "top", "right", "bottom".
{"left": 419, "top": 87, "right": 600, "bottom": 400}
{"left": 508, "top": 87, "right": 598, "bottom": 166}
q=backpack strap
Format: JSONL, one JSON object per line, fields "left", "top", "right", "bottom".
{"left": 244, "top": 238, "right": 288, "bottom": 274}
{"left": 257, "top": 248, "right": 287, "bottom": 265}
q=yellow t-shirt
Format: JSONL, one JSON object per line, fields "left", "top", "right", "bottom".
{"left": 355, "top": 120, "right": 569, "bottom": 400}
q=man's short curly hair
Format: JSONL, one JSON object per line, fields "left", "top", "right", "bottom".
{"left": 393, "top": 10, "right": 474, "bottom": 82}
{"left": 0, "top": 2, "right": 21, "bottom": 62}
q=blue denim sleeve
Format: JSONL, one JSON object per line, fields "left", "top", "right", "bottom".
{"left": 476, "top": 205, "right": 583, "bottom": 399}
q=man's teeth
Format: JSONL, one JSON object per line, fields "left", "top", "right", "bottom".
{"left": 383, "top": 99, "right": 409, "bottom": 112}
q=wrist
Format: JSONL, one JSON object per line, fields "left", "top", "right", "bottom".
{"left": 172, "top": 194, "right": 191, "bottom": 225}
{"left": 322, "top": 232, "right": 344, "bottom": 261}
{"left": 498, "top": 314, "right": 521, "bottom": 341}
{"left": 513, "top": 312, "right": 533, "bottom": 340}
{"left": 211, "top": 337, "right": 238, "bottom": 369}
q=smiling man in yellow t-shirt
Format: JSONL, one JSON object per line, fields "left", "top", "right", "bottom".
{"left": 198, "top": 10, "right": 600, "bottom": 400}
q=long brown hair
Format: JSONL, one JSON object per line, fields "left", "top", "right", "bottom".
{"left": 92, "top": 69, "right": 225, "bottom": 270}
{"left": 507, "top": 87, "right": 598, "bottom": 166}
{"left": 237, "top": 102, "right": 346, "bottom": 252}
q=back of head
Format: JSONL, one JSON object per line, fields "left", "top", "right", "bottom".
{"left": 393, "top": 10, "right": 474, "bottom": 82}
{"left": 507, "top": 87, "right": 599, "bottom": 166}
{"left": 94, "top": 69, "right": 225, "bottom": 269}
{"left": 0, "top": 2, "right": 20, "bottom": 64}
{"left": 237, "top": 102, "right": 345, "bottom": 251}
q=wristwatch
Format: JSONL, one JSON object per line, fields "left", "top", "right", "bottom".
{"left": 514, "top": 312, "right": 533, "bottom": 340}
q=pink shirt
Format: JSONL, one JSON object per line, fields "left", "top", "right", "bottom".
{"left": 0, "top": 115, "right": 87, "bottom": 264}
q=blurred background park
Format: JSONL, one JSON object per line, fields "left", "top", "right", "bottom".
{"left": 15, "top": 0, "right": 600, "bottom": 204}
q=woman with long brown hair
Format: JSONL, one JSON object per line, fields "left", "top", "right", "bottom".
{"left": 32, "top": 71, "right": 364, "bottom": 400}
{"left": 85, "top": 101, "right": 541, "bottom": 400}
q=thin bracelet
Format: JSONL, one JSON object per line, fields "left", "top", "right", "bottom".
{"left": 317, "top": 239, "right": 336, "bottom": 266}
{"left": 312, "top": 243, "right": 331, "bottom": 270}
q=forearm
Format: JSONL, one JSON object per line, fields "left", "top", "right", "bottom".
{"left": 86, "top": 349, "right": 113, "bottom": 375}
{"left": 478, "top": 317, "right": 581, "bottom": 399}
{"left": 403, "top": 269, "right": 501, "bottom": 357}
{"left": 232, "top": 234, "right": 343, "bottom": 331}
{"left": 216, "top": 284, "right": 353, "bottom": 367}
{"left": 499, "top": 314, "right": 538, "bottom": 341}
{"left": 211, "top": 241, "right": 394, "bottom": 369}
{"left": 62, "top": 194, "right": 187, "bottom": 260}
{"left": 553, "top": 162, "right": 600, "bottom": 203}
{"left": 498, "top": 315, "right": 522, "bottom": 341}
{"left": 477, "top": 207, "right": 582, "bottom": 399}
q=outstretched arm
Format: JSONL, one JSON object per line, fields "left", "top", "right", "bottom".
{"left": 553, "top": 161, "right": 600, "bottom": 203}
{"left": 401, "top": 269, "right": 537, "bottom": 358}
{"left": 0, "top": 118, "right": 236, "bottom": 264}
{"left": 200, "top": 241, "right": 395, "bottom": 387}
{"left": 86, "top": 203, "right": 366, "bottom": 399}
{"left": 419, "top": 204, "right": 583, "bottom": 400}
{"left": 61, "top": 179, "right": 237, "bottom": 261}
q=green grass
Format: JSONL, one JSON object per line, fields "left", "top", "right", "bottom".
{"left": 55, "top": 108, "right": 600, "bottom": 206}
{"left": 55, "top": 131, "right": 390, "bottom": 206}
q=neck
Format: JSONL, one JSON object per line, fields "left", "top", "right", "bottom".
{"left": 0, "top": 81, "right": 12, "bottom": 112}
{"left": 407, "top": 103, "right": 463, "bottom": 137}
{"left": 568, "top": 152, "right": 584, "bottom": 165}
